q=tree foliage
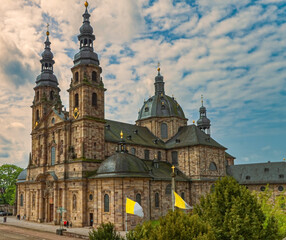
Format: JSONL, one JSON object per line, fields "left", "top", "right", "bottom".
{"left": 194, "top": 176, "right": 279, "bottom": 240}
{"left": 0, "top": 164, "right": 23, "bottom": 205}
{"left": 126, "top": 210, "right": 215, "bottom": 240}
{"left": 89, "top": 222, "right": 124, "bottom": 240}
{"left": 257, "top": 186, "right": 286, "bottom": 239}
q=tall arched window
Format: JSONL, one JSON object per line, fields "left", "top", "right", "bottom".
{"left": 84, "top": 39, "right": 87, "bottom": 46}
{"left": 36, "top": 110, "right": 40, "bottom": 121}
{"left": 155, "top": 193, "right": 159, "bottom": 208}
{"left": 51, "top": 147, "right": 56, "bottom": 165}
{"left": 171, "top": 151, "right": 178, "bottom": 165}
{"left": 165, "top": 184, "right": 171, "bottom": 195}
{"left": 50, "top": 91, "right": 54, "bottom": 100}
{"left": 92, "top": 93, "right": 97, "bottom": 107}
{"left": 32, "top": 193, "right": 35, "bottom": 209}
{"left": 75, "top": 72, "right": 79, "bottom": 82}
{"left": 144, "top": 150, "right": 150, "bottom": 160}
{"left": 92, "top": 71, "right": 97, "bottom": 82}
{"left": 157, "top": 151, "right": 161, "bottom": 160}
{"left": 73, "top": 194, "right": 77, "bottom": 210}
{"left": 20, "top": 194, "right": 23, "bottom": 207}
{"left": 36, "top": 91, "right": 39, "bottom": 101}
{"left": 75, "top": 93, "right": 79, "bottom": 108}
{"left": 136, "top": 193, "right": 141, "bottom": 205}
{"left": 181, "top": 192, "right": 185, "bottom": 200}
{"left": 104, "top": 194, "right": 109, "bottom": 212}
{"left": 161, "top": 123, "right": 168, "bottom": 139}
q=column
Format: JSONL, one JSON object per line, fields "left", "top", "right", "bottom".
{"left": 53, "top": 183, "right": 58, "bottom": 224}
{"left": 39, "top": 188, "right": 44, "bottom": 222}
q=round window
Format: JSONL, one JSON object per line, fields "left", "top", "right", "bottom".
{"left": 278, "top": 186, "right": 284, "bottom": 192}
{"left": 89, "top": 194, "right": 93, "bottom": 201}
{"left": 260, "top": 186, "right": 266, "bottom": 192}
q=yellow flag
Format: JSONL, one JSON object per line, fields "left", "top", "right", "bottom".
{"left": 173, "top": 191, "right": 192, "bottom": 209}
{"left": 126, "top": 197, "right": 144, "bottom": 217}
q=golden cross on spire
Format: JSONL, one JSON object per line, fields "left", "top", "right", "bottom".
{"left": 157, "top": 61, "right": 160, "bottom": 72}
{"left": 201, "top": 94, "right": 203, "bottom": 106}
{"left": 171, "top": 165, "right": 175, "bottom": 173}
{"left": 46, "top": 23, "right": 50, "bottom": 36}
{"left": 84, "top": 1, "right": 89, "bottom": 7}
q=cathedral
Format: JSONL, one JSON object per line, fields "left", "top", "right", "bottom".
{"left": 16, "top": 1, "right": 285, "bottom": 231}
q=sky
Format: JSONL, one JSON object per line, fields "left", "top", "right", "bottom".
{"left": 0, "top": 0, "right": 286, "bottom": 168}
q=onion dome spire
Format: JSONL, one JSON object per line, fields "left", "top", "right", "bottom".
{"left": 73, "top": 1, "right": 99, "bottom": 66}
{"left": 197, "top": 95, "right": 211, "bottom": 135}
{"left": 154, "top": 62, "right": 165, "bottom": 95}
{"left": 35, "top": 24, "right": 58, "bottom": 88}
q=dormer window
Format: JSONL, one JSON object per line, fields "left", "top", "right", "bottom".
{"left": 264, "top": 168, "right": 269, "bottom": 173}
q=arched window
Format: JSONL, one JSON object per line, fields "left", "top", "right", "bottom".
{"left": 157, "top": 151, "right": 161, "bottom": 160}
{"left": 75, "top": 93, "right": 79, "bottom": 107}
{"left": 75, "top": 72, "right": 79, "bottom": 82}
{"left": 131, "top": 148, "right": 136, "bottom": 155}
{"left": 171, "top": 151, "right": 178, "bottom": 165}
{"left": 161, "top": 123, "right": 168, "bottom": 139}
{"left": 92, "top": 71, "right": 97, "bottom": 82}
{"left": 84, "top": 39, "right": 87, "bottom": 46}
{"left": 89, "top": 39, "right": 92, "bottom": 47}
{"left": 181, "top": 192, "right": 185, "bottom": 200}
{"left": 50, "top": 91, "right": 54, "bottom": 100}
{"left": 20, "top": 194, "right": 23, "bottom": 207}
{"left": 89, "top": 194, "right": 93, "bottom": 201}
{"left": 104, "top": 194, "right": 109, "bottom": 212}
{"left": 209, "top": 162, "right": 217, "bottom": 171}
{"left": 165, "top": 184, "right": 171, "bottom": 195}
{"left": 144, "top": 150, "right": 150, "bottom": 160}
{"left": 36, "top": 110, "right": 40, "bottom": 121}
{"left": 92, "top": 93, "right": 97, "bottom": 107}
{"left": 32, "top": 193, "right": 35, "bottom": 209}
{"left": 80, "top": 40, "right": 83, "bottom": 48}
{"left": 155, "top": 193, "right": 159, "bottom": 208}
{"left": 73, "top": 194, "right": 77, "bottom": 210}
{"left": 36, "top": 91, "right": 39, "bottom": 101}
{"left": 136, "top": 193, "right": 141, "bottom": 205}
{"left": 51, "top": 147, "right": 56, "bottom": 165}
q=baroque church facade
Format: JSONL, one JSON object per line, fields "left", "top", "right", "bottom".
{"left": 16, "top": 2, "right": 286, "bottom": 231}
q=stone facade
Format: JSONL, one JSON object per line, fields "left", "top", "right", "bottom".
{"left": 17, "top": 2, "right": 286, "bottom": 232}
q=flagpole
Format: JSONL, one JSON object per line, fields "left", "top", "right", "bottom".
{"left": 171, "top": 165, "right": 176, "bottom": 212}
{"left": 125, "top": 198, "right": 128, "bottom": 232}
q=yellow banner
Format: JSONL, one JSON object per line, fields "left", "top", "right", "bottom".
{"left": 126, "top": 197, "right": 136, "bottom": 214}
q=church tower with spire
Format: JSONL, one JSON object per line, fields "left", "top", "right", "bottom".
{"left": 136, "top": 65, "right": 187, "bottom": 141}
{"left": 32, "top": 26, "right": 61, "bottom": 130}
{"left": 68, "top": 1, "right": 105, "bottom": 160}
{"left": 197, "top": 95, "right": 211, "bottom": 135}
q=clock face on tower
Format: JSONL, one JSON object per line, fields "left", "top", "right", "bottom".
{"left": 73, "top": 108, "right": 79, "bottom": 119}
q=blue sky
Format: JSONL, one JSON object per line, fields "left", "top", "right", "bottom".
{"left": 0, "top": 0, "right": 286, "bottom": 168}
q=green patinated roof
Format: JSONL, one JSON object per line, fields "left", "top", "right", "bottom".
{"left": 105, "top": 120, "right": 226, "bottom": 150}
{"left": 165, "top": 125, "right": 226, "bottom": 149}
{"left": 137, "top": 94, "right": 186, "bottom": 120}
{"left": 227, "top": 162, "right": 286, "bottom": 184}
{"left": 144, "top": 160, "right": 189, "bottom": 181}
{"left": 105, "top": 119, "right": 165, "bottom": 148}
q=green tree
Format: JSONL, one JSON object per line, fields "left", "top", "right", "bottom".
{"left": 194, "top": 176, "right": 279, "bottom": 240}
{"left": 126, "top": 210, "right": 215, "bottom": 240}
{"left": 257, "top": 186, "right": 286, "bottom": 239}
{"left": 0, "top": 164, "right": 23, "bottom": 205}
{"left": 89, "top": 222, "right": 124, "bottom": 240}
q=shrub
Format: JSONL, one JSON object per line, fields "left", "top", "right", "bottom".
{"left": 89, "top": 222, "right": 123, "bottom": 240}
